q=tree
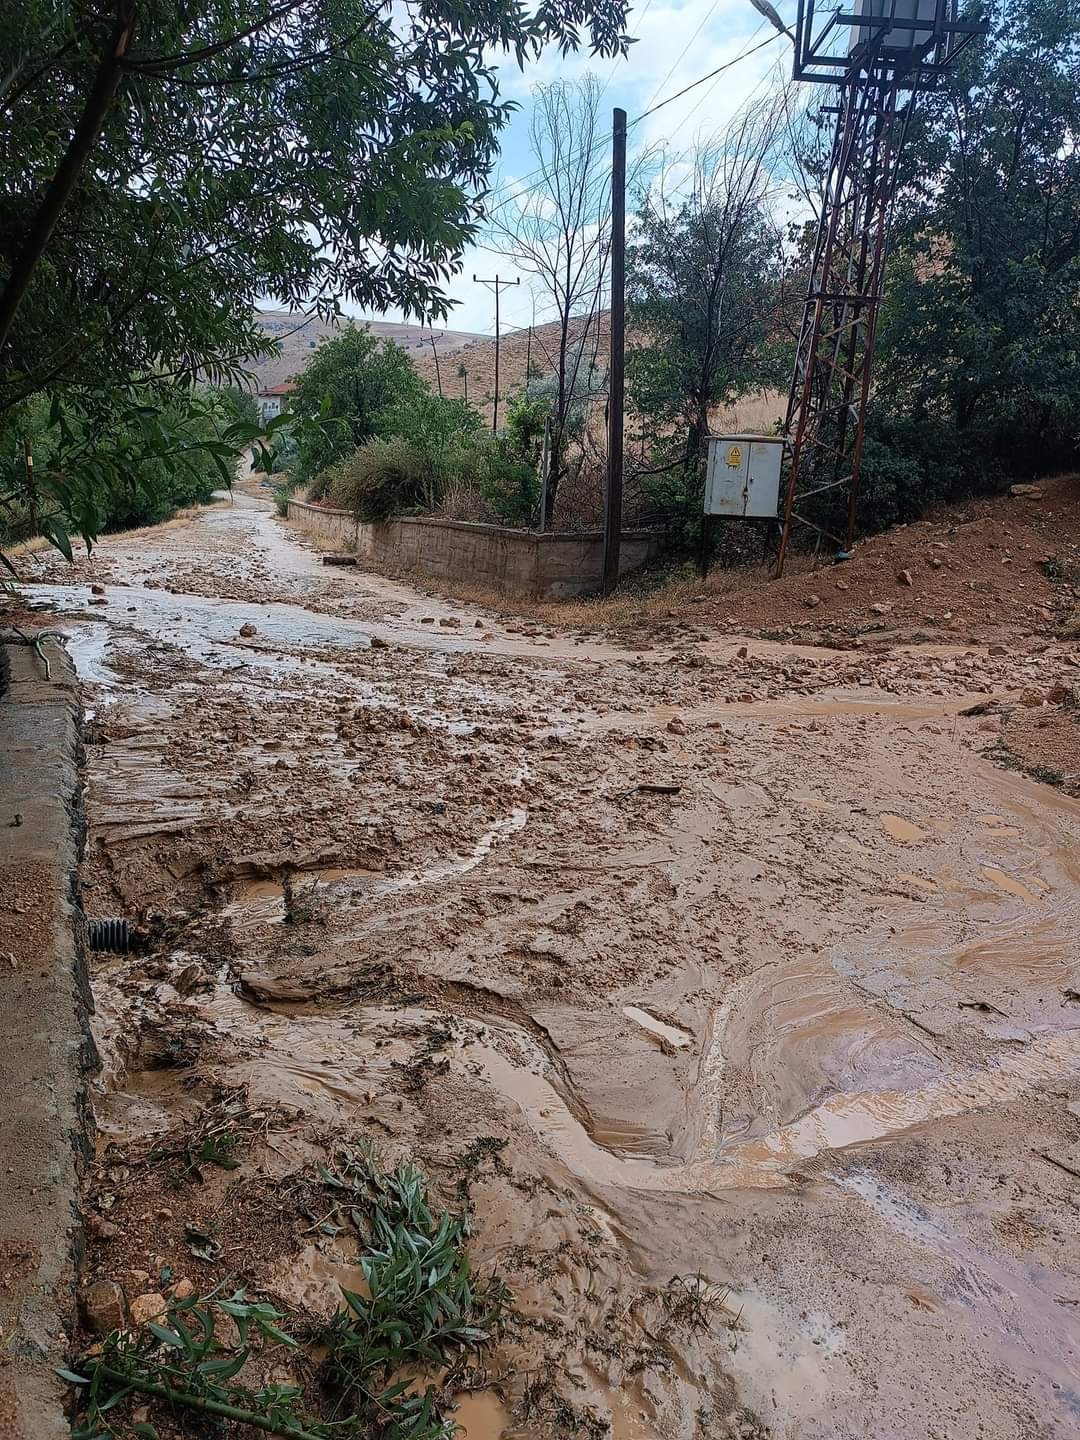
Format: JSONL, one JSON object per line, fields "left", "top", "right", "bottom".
{"left": 873, "top": 0, "right": 1080, "bottom": 484}
{"left": 626, "top": 97, "right": 784, "bottom": 468}
{"left": 0, "top": 0, "right": 630, "bottom": 549}
{"left": 492, "top": 75, "right": 611, "bottom": 525}
{"left": 290, "top": 327, "right": 426, "bottom": 483}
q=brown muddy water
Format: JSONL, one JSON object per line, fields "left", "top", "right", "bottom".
{"left": 21, "top": 490, "right": 1080, "bottom": 1440}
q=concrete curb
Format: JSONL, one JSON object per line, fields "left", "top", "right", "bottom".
{"left": 0, "top": 642, "right": 95, "bottom": 1438}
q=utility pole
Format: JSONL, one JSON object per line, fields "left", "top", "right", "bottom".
{"left": 602, "top": 107, "right": 627, "bottom": 597}
{"left": 428, "top": 327, "right": 443, "bottom": 396}
{"left": 473, "top": 273, "right": 519, "bottom": 433}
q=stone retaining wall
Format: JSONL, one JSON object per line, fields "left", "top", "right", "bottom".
{"left": 286, "top": 501, "right": 664, "bottom": 599}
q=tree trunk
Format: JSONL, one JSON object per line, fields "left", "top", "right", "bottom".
{"left": 0, "top": 4, "right": 138, "bottom": 356}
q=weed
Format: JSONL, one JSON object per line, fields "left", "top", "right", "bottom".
{"left": 63, "top": 1288, "right": 331, "bottom": 1439}
{"left": 64, "top": 1147, "right": 510, "bottom": 1440}
{"left": 1045, "top": 554, "right": 1067, "bottom": 581}
{"left": 661, "top": 1273, "right": 733, "bottom": 1333}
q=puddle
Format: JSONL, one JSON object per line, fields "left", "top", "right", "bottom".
{"left": 453, "top": 1391, "right": 509, "bottom": 1440}
{"left": 622, "top": 1006, "right": 692, "bottom": 1049}
{"left": 980, "top": 865, "right": 1043, "bottom": 904}
{"left": 881, "top": 814, "right": 926, "bottom": 843}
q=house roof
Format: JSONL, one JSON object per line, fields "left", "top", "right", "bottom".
{"left": 261, "top": 381, "right": 296, "bottom": 396}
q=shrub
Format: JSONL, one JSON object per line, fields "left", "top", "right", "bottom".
{"left": 324, "top": 436, "right": 436, "bottom": 521}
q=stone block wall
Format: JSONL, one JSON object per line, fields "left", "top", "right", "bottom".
{"left": 286, "top": 501, "right": 663, "bottom": 598}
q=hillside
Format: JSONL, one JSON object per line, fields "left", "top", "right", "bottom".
{"left": 247, "top": 309, "right": 485, "bottom": 391}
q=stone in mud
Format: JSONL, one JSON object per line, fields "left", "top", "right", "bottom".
{"left": 897, "top": 569, "right": 914, "bottom": 586}
{"left": 90, "top": 584, "right": 106, "bottom": 595}
{"left": 869, "top": 602, "right": 892, "bottom": 615}
{"left": 238, "top": 622, "right": 257, "bottom": 637}
{"left": 835, "top": 579, "right": 850, "bottom": 591}
{"left": 80, "top": 1279, "right": 126, "bottom": 1334}
{"left": 804, "top": 593, "right": 822, "bottom": 609}
{"left": 1009, "top": 483, "right": 1042, "bottom": 498}
{"left": 928, "top": 555, "right": 943, "bottom": 570}
{"left": 666, "top": 716, "right": 688, "bottom": 735}
{"left": 370, "top": 634, "right": 389, "bottom": 649}
{"left": 170, "top": 1277, "right": 196, "bottom": 1299}
{"left": 129, "top": 1292, "right": 168, "bottom": 1327}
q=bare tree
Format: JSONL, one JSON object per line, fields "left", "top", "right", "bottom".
{"left": 627, "top": 93, "right": 788, "bottom": 467}
{"left": 490, "top": 75, "right": 611, "bottom": 527}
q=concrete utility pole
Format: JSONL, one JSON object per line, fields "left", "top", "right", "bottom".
{"left": 602, "top": 107, "right": 627, "bottom": 597}
{"left": 473, "top": 273, "right": 520, "bottom": 433}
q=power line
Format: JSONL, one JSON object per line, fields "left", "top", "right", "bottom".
{"left": 479, "top": 27, "right": 785, "bottom": 228}
{"left": 633, "top": 30, "right": 784, "bottom": 124}
{"left": 642, "top": 0, "right": 726, "bottom": 111}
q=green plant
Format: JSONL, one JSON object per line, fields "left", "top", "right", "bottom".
{"left": 63, "top": 1288, "right": 329, "bottom": 1439}
{"left": 322, "top": 437, "right": 435, "bottom": 522}
{"left": 64, "top": 1148, "right": 509, "bottom": 1440}
{"left": 320, "top": 1146, "right": 510, "bottom": 1436}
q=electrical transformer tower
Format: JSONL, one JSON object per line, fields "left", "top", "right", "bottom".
{"left": 773, "top": 0, "right": 984, "bottom": 576}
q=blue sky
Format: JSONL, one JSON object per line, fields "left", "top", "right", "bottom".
{"left": 381, "top": 0, "right": 799, "bottom": 335}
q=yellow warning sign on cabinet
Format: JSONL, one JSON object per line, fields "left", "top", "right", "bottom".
{"left": 726, "top": 444, "right": 743, "bottom": 469}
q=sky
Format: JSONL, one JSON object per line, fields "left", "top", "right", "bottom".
{"left": 365, "top": 0, "right": 800, "bottom": 337}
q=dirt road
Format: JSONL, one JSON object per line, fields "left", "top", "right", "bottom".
{"left": 21, "top": 488, "right": 1080, "bottom": 1439}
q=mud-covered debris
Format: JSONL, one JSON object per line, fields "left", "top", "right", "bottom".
{"left": 80, "top": 1278, "right": 126, "bottom": 1334}
{"left": 1010, "top": 483, "right": 1043, "bottom": 498}
{"left": 370, "top": 633, "right": 389, "bottom": 648}
{"left": 929, "top": 555, "right": 943, "bottom": 570}
{"left": 238, "top": 622, "right": 257, "bottom": 637}
{"left": 870, "top": 602, "right": 892, "bottom": 615}
{"left": 804, "top": 593, "right": 822, "bottom": 609}
{"left": 91, "top": 584, "right": 106, "bottom": 595}
{"left": 898, "top": 569, "right": 914, "bottom": 587}
{"left": 322, "top": 554, "right": 358, "bottom": 566}
{"left": 667, "top": 716, "right": 688, "bottom": 735}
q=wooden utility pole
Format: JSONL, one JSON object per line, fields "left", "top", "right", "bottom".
{"left": 428, "top": 328, "right": 443, "bottom": 396}
{"left": 473, "top": 273, "right": 519, "bottom": 433}
{"left": 602, "top": 107, "right": 627, "bottom": 597}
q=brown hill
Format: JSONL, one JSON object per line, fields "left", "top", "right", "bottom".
{"left": 412, "top": 311, "right": 610, "bottom": 422}
{"left": 247, "top": 310, "right": 485, "bottom": 391}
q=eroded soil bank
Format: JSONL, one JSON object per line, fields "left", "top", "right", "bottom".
{"left": 15, "top": 486, "right": 1080, "bottom": 1439}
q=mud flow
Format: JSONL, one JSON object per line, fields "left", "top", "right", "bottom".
{"left": 24, "top": 489, "right": 1080, "bottom": 1439}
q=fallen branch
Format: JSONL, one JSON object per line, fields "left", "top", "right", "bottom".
{"left": 81, "top": 1362, "right": 331, "bottom": 1440}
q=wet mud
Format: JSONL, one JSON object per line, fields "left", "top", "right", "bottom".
{"left": 24, "top": 490, "right": 1080, "bottom": 1439}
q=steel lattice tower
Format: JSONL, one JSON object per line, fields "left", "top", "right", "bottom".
{"left": 773, "top": 0, "right": 984, "bottom": 576}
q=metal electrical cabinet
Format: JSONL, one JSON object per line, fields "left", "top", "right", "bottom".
{"left": 703, "top": 434, "right": 785, "bottom": 519}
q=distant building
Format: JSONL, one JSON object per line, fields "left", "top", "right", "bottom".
{"left": 258, "top": 381, "right": 296, "bottom": 423}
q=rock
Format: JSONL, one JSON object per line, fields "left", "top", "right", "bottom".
{"left": 897, "top": 569, "right": 914, "bottom": 587}
{"left": 90, "top": 584, "right": 106, "bottom": 596}
{"left": 169, "top": 1277, "right": 196, "bottom": 1300}
{"left": 174, "top": 962, "right": 208, "bottom": 996}
{"left": 835, "top": 579, "right": 849, "bottom": 591}
{"left": 80, "top": 1279, "right": 126, "bottom": 1334}
{"left": 89, "top": 597, "right": 108, "bottom": 606}
{"left": 1009, "top": 483, "right": 1043, "bottom": 498}
{"left": 88, "top": 1215, "right": 118, "bottom": 1241}
{"left": 989, "top": 644, "right": 1007, "bottom": 656}
{"left": 420, "top": 617, "right": 435, "bottom": 624}
{"left": 474, "top": 618, "right": 484, "bottom": 628}
{"left": 666, "top": 716, "right": 688, "bottom": 735}
{"left": 438, "top": 616, "right": 461, "bottom": 628}
{"left": 736, "top": 645, "right": 748, "bottom": 659}
{"left": 804, "top": 593, "right": 822, "bottom": 609}
{"left": 129, "top": 1292, "right": 168, "bottom": 1327}
{"left": 1046, "top": 683, "right": 1073, "bottom": 705}
{"left": 869, "top": 602, "right": 893, "bottom": 615}
{"left": 1019, "top": 689, "right": 1044, "bottom": 707}
{"left": 369, "top": 634, "right": 389, "bottom": 649}
{"left": 238, "top": 622, "right": 257, "bottom": 637}
{"left": 928, "top": 555, "right": 943, "bottom": 570}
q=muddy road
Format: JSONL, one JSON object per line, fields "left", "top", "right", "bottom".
{"left": 22, "top": 489, "right": 1080, "bottom": 1439}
